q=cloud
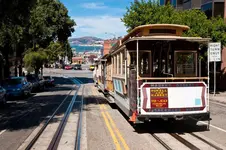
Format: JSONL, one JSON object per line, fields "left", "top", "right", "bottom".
{"left": 73, "top": 15, "right": 127, "bottom": 39}
{"left": 80, "top": 2, "right": 107, "bottom": 9}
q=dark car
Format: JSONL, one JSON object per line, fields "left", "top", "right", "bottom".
{"left": 38, "top": 76, "right": 46, "bottom": 91}
{"left": 26, "top": 74, "right": 45, "bottom": 92}
{"left": 26, "top": 74, "right": 39, "bottom": 92}
{"left": 0, "top": 86, "right": 7, "bottom": 106}
{"left": 73, "top": 64, "right": 82, "bottom": 70}
{"left": 43, "top": 76, "right": 55, "bottom": 87}
{"left": 2, "top": 77, "right": 32, "bottom": 98}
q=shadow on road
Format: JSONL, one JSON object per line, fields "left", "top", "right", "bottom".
{"left": 0, "top": 76, "right": 78, "bottom": 131}
{"left": 74, "top": 77, "right": 93, "bottom": 84}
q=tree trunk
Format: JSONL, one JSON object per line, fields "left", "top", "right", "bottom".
{"left": 4, "top": 53, "right": 10, "bottom": 78}
{"left": 14, "top": 60, "right": 18, "bottom": 77}
{"left": 41, "top": 67, "right": 43, "bottom": 78}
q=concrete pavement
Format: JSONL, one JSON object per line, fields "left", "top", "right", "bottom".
{"left": 210, "top": 92, "right": 226, "bottom": 104}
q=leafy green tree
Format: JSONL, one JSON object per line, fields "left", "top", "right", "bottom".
{"left": 122, "top": 0, "right": 179, "bottom": 32}
{"left": 0, "top": 0, "right": 75, "bottom": 79}
{"left": 0, "top": 0, "right": 36, "bottom": 77}
{"left": 121, "top": 0, "right": 226, "bottom": 45}
{"left": 45, "top": 41, "right": 64, "bottom": 63}
{"left": 23, "top": 49, "right": 48, "bottom": 75}
{"left": 121, "top": 0, "right": 226, "bottom": 75}
{"left": 29, "top": 0, "right": 75, "bottom": 48}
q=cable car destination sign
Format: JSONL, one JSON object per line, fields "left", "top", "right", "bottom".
{"left": 209, "top": 42, "right": 221, "bottom": 62}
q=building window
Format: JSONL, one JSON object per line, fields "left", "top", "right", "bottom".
{"left": 160, "top": 0, "right": 165, "bottom": 5}
{"left": 165, "top": 0, "right": 171, "bottom": 5}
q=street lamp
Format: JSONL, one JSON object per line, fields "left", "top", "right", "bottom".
{"left": 105, "top": 32, "right": 117, "bottom": 39}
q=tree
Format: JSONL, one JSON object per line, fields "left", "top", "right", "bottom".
{"left": 29, "top": 0, "right": 75, "bottom": 48}
{"left": 0, "top": 0, "right": 75, "bottom": 79}
{"left": 0, "top": 0, "right": 36, "bottom": 78}
{"left": 122, "top": 0, "right": 179, "bottom": 32}
{"left": 121, "top": 0, "right": 226, "bottom": 45}
{"left": 23, "top": 49, "right": 48, "bottom": 75}
{"left": 45, "top": 41, "right": 64, "bottom": 64}
{"left": 121, "top": 0, "right": 226, "bottom": 75}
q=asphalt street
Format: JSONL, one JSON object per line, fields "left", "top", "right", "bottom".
{"left": 0, "top": 75, "right": 74, "bottom": 150}
{"left": 0, "top": 67, "right": 226, "bottom": 150}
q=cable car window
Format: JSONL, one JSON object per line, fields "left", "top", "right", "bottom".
{"left": 140, "top": 52, "right": 150, "bottom": 75}
{"left": 130, "top": 52, "right": 137, "bottom": 68}
{"left": 118, "top": 53, "right": 121, "bottom": 74}
{"left": 122, "top": 52, "right": 125, "bottom": 74}
{"left": 175, "top": 51, "right": 197, "bottom": 77}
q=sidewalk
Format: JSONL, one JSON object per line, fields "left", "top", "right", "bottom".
{"left": 209, "top": 92, "right": 226, "bottom": 104}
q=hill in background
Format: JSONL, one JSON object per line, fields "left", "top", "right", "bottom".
{"left": 69, "top": 36, "right": 103, "bottom": 45}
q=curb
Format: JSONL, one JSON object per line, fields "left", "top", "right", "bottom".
{"left": 210, "top": 98, "right": 226, "bottom": 105}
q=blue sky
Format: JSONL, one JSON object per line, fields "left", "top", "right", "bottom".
{"left": 60, "top": 0, "right": 134, "bottom": 39}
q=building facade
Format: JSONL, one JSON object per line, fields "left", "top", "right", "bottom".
{"left": 183, "top": 0, "right": 202, "bottom": 10}
{"left": 103, "top": 40, "right": 117, "bottom": 56}
{"left": 160, "top": 0, "right": 225, "bottom": 18}
{"left": 201, "top": 0, "right": 225, "bottom": 18}
{"left": 159, "top": 0, "right": 183, "bottom": 9}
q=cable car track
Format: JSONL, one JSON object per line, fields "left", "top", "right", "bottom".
{"left": 151, "top": 132, "right": 223, "bottom": 150}
{"left": 24, "top": 78, "right": 84, "bottom": 150}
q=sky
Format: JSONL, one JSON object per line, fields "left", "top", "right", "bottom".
{"left": 60, "top": 0, "right": 134, "bottom": 39}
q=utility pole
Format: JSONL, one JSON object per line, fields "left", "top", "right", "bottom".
{"left": 105, "top": 32, "right": 117, "bottom": 40}
{"left": 212, "top": 0, "right": 214, "bottom": 18}
{"left": 224, "top": 0, "right": 226, "bottom": 22}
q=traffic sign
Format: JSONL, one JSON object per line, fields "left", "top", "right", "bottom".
{"left": 209, "top": 42, "right": 221, "bottom": 62}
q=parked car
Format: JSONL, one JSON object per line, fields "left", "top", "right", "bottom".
{"left": 37, "top": 76, "right": 45, "bottom": 91}
{"left": 43, "top": 76, "right": 55, "bottom": 87}
{"left": 2, "top": 77, "right": 32, "bottom": 98}
{"left": 0, "top": 86, "right": 7, "bottom": 106}
{"left": 65, "top": 65, "right": 72, "bottom": 70}
{"left": 26, "top": 74, "right": 39, "bottom": 92}
{"left": 73, "top": 64, "right": 82, "bottom": 70}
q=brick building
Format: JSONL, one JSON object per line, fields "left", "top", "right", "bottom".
{"left": 103, "top": 40, "right": 117, "bottom": 56}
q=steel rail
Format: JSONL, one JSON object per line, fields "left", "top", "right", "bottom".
{"left": 189, "top": 133, "right": 223, "bottom": 150}
{"left": 170, "top": 133, "right": 200, "bottom": 150}
{"left": 151, "top": 133, "right": 173, "bottom": 150}
{"left": 47, "top": 81, "right": 81, "bottom": 150}
{"left": 25, "top": 77, "right": 79, "bottom": 150}
{"left": 75, "top": 85, "right": 85, "bottom": 150}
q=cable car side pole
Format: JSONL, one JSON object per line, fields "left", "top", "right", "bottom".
{"left": 136, "top": 40, "right": 139, "bottom": 115}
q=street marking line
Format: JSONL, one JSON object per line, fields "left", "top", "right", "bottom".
{"left": 0, "top": 129, "right": 6, "bottom": 136}
{"left": 192, "top": 117, "right": 226, "bottom": 133}
{"left": 99, "top": 105, "right": 121, "bottom": 150}
{"left": 199, "top": 121, "right": 226, "bottom": 133}
{"left": 102, "top": 104, "right": 130, "bottom": 150}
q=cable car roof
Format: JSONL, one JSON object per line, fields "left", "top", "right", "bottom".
{"left": 124, "top": 35, "right": 211, "bottom": 44}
